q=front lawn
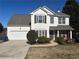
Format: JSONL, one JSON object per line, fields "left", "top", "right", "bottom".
{"left": 26, "top": 44, "right": 79, "bottom": 59}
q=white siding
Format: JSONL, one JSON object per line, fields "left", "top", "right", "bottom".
{"left": 33, "top": 9, "right": 47, "bottom": 15}
{"left": 65, "top": 18, "right": 69, "bottom": 25}
{"left": 49, "top": 17, "right": 58, "bottom": 26}
{"left": 31, "top": 9, "right": 50, "bottom": 38}
{"left": 7, "top": 27, "right": 30, "bottom": 40}
{"left": 31, "top": 9, "right": 49, "bottom": 30}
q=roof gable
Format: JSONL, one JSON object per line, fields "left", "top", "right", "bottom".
{"left": 31, "top": 6, "right": 70, "bottom": 17}
{"left": 31, "top": 6, "right": 57, "bottom": 15}
{"left": 42, "top": 6, "right": 57, "bottom": 15}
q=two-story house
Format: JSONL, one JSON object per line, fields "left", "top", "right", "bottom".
{"left": 7, "top": 6, "right": 74, "bottom": 41}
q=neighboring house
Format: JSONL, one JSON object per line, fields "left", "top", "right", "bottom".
{"left": 7, "top": 6, "right": 74, "bottom": 41}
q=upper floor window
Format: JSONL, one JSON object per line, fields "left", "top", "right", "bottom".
{"left": 58, "top": 17, "right": 65, "bottom": 24}
{"left": 34, "top": 15, "right": 46, "bottom": 23}
{"left": 50, "top": 17, "right": 54, "bottom": 23}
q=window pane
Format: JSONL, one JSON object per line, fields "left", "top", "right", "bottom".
{"left": 58, "top": 17, "right": 62, "bottom": 24}
{"left": 35, "top": 30, "right": 38, "bottom": 36}
{"left": 62, "top": 18, "right": 65, "bottom": 24}
{"left": 39, "top": 16, "right": 42, "bottom": 23}
{"left": 43, "top": 16, "right": 45, "bottom": 23}
{"left": 50, "top": 17, "right": 54, "bottom": 23}
{"left": 39, "top": 30, "right": 41, "bottom": 36}
{"left": 37, "top": 16, "right": 39, "bottom": 23}
{"left": 42, "top": 30, "right": 44, "bottom": 36}
{"left": 42, "top": 16, "right": 46, "bottom": 23}
{"left": 45, "top": 30, "right": 47, "bottom": 37}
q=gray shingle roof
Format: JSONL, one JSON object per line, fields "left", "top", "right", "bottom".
{"left": 48, "top": 12, "right": 70, "bottom": 17}
{"left": 56, "top": 12, "right": 70, "bottom": 17}
{"left": 50, "top": 25, "right": 74, "bottom": 30}
{"left": 8, "top": 14, "right": 31, "bottom": 26}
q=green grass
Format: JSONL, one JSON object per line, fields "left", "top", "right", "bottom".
{"left": 26, "top": 44, "right": 79, "bottom": 59}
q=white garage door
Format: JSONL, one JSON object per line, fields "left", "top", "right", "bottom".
{"left": 9, "top": 31, "right": 28, "bottom": 40}
{"left": 7, "top": 27, "right": 30, "bottom": 40}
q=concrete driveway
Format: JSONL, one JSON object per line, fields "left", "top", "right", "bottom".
{"left": 0, "top": 40, "right": 30, "bottom": 59}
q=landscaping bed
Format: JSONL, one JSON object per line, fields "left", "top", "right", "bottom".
{"left": 26, "top": 44, "right": 79, "bottom": 59}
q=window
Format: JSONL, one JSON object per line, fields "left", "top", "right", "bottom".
{"left": 39, "top": 16, "right": 42, "bottom": 23}
{"left": 58, "top": 17, "right": 62, "bottom": 24}
{"left": 39, "top": 30, "right": 41, "bottom": 36}
{"left": 34, "top": 15, "right": 46, "bottom": 23}
{"left": 44, "top": 30, "right": 47, "bottom": 37}
{"left": 36, "top": 30, "right": 47, "bottom": 37}
{"left": 42, "top": 30, "right": 44, "bottom": 36}
{"left": 50, "top": 17, "right": 54, "bottom": 23}
{"left": 62, "top": 18, "right": 65, "bottom": 24}
{"left": 58, "top": 17, "right": 65, "bottom": 24}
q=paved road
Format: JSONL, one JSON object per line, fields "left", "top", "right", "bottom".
{"left": 0, "top": 40, "right": 30, "bottom": 59}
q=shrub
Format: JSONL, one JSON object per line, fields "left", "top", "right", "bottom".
{"left": 55, "top": 37, "right": 66, "bottom": 45}
{"left": 66, "top": 39, "right": 75, "bottom": 44}
{"left": 37, "top": 36, "right": 50, "bottom": 44}
{"left": 27, "top": 30, "right": 38, "bottom": 44}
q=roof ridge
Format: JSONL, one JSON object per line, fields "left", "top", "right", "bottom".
{"left": 42, "top": 6, "right": 58, "bottom": 15}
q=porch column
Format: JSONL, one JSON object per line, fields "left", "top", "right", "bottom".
{"left": 53, "top": 31, "right": 55, "bottom": 40}
{"left": 70, "top": 31, "right": 72, "bottom": 39}
{"left": 57, "top": 30, "right": 59, "bottom": 37}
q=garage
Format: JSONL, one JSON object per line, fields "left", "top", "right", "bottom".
{"left": 7, "top": 14, "right": 31, "bottom": 40}
{"left": 7, "top": 27, "right": 30, "bottom": 40}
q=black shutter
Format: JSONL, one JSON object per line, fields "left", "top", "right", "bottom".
{"left": 34, "top": 15, "right": 36, "bottom": 23}
{"left": 45, "top": 15, "right": 46, "bottom": 23}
